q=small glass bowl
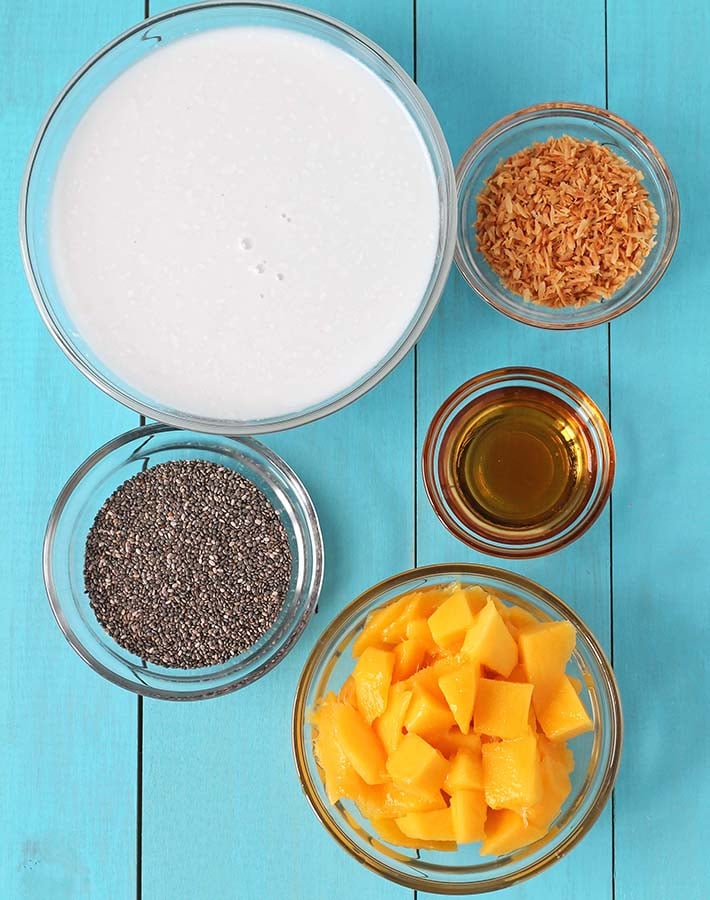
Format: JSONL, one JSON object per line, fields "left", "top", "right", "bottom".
{"left": 44, "top": 424, "right": 323, "bottom": 700}
{"left": 20, "top": 1, "right": 456, "bottom": 434}
{"left": 455, "top": 102, "right": 680, "bottom": 328}
{"left": 422, "top": 368, "right": 615, "bottom": 558}
{"left": 292, "top": 564, "right": 622, "bottom": 894}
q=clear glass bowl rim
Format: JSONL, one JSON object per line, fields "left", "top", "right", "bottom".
{"left": 421, "top": 366, "right": 616, "bottom": 558}
{"left": 18, "top": 0, "right": 457, "bottom": 435}
{"left": 454, "top": 100, "right": 680, "bottom": 330}
{"left": 292, "top": 562, "right": 623, "bottom": 893}
{"left": 43, "top": 422, "right": 324, "bottom": 700}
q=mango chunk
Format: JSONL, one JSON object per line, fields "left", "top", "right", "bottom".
{"left": 371, "top": 816, "right": 455, "bottom": 851}
{"left": 536, "top": 675, "right": 593, "bottom": 741}
{"left": 338, "top": 675, "right": 357, "bottom": 705}
{"left": 519, "top": 621, "right": 576, "bottom": 710}
{"left": 526, "top": 740, "right": 572, "bottom": 829}
{"left": 332, "top": 702, "right": 387, "bottom": 785}
{"left": 374, "top": 688, "right": 412, "bottom": 755}
{"left": 397, "top": 807, "right": 456, "bottom": 842}
{"left": 386, "top": 732, "right": 448, "bottom": 796}
{"left": 506, "top": 605, "right": 540, "bottom": 633}
{"left": 444, "top": 746, "right": 484, "bottom": 793}
{"left": 352, "top": 595, "right": 412, "bottom": 657}
{"left": 353, "top": 646, "right": 395, "bottom": 724}
{"left": 474, "top": 678, "right": 533, "bottom": 740}
{"left": 482, "top": 735, "right": 542, "bottom": 810}
{"left": 405, "top": 617, "right": 437, "bottom": 650}
{"left": 311, "top": 694, "right": 365, "bottom": 804}
{"left": 381, "top": 591, "right": 443, "bottom": 644}
{"left": 481, "top": 808, "right": 546, "bottom": 857}
{"left": 355, "top": 781, "right": 446, "bottom": 820}
{"left": 428, "top": 589, "right": 481, "bottom": 650}
{"left": 404, "top": 684, "right": 456, "bottom": 739}
{"left": 450, "top": 790, "right": 487, "bottom": 843}
{"left": 436, "top": 727, "right": 484, "bottom": 760}
{"left": 392, "top": 638, "right": 428, "bottom": 682}
{"left": 461, "top": 599, "right": 518, "bottom": 677}
{"left": 438, "top": 662, "right": 479, "bottom": 734}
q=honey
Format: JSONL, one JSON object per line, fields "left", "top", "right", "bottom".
{"left": 440, "top": 386, "right": 596, "bottom": 540}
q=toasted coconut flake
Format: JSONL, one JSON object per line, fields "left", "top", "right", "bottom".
{"left": 474, "top": 135, "right": 659, "bottom": 308}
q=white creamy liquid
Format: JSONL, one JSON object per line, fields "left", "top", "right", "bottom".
{"left": 50, "top": 27, "right": 440, "bottom": 420}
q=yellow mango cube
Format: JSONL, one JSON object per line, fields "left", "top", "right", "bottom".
{"left": 374, "top": 687, "right": 412, "bottom": 755}
{"left": 396, "top": 807, "right": 456, "bottom": 843}
{"left": 482, "top": 735, "right": 542, "bottom": 810}
{"left": 526, "top": 740, "right": 572, "bottom": 829}
{"left": 311, "top": 694, "right": 365, "bottom": 804}
{"left": 427, "top": 589, "right": 481, "bottom": 650}
{"left": 443, "top": 746, "right": 484, "bottom": 793}
{"left": 405, "top": 616, "right": 437, "bottom": 649}
{"left": 381, "top": 591, "right": 443, "bottom": 644}
{"left": 461, "top": 599, "right": 518, "bottom": 677}
{"left": 353, "top": 646, "right": 395, "bottom": 724}
{"left": 355, "top": 781, "right": 446, "bottom": 820}
{"left": 438, "top": 662, "right": 480, "bottom": 734}
{"left": 392, "top": 638, "right": 428, "bottom": 682}
{"left": 386, "top": 732, "right": 448, "bottom": 796}
{"left": 481, "top": 808, "right": 545, "bottom": 856}
{"left": 474, "top": 678, "right": 534, "bottom": 740}
{"left": 338, "top": 675, "right": 357, "bottom": 705}
{"left": 536, "top": 675, "right": 593, "bottom": 741}
{"left": 450, "top": 789, "right": 487, "bottom": 843}
{"left": 519, "top": 621, "right": 576, "bottom": 710}
{"left": 371, "top": 816, "right": 455, "bottom": 851}
{"left": 332, "top": 701, "right": 387, "bottom": 785}
{"left": 352, "top": 594, "right": 412, "bottom": 657}
{"left": 404, "top": 684, "right": 456, "bottom": 738}
{"left": 436, "top": 727, "right": 484, "bottom": 760}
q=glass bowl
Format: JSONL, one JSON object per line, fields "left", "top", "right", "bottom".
{"left": 44, "top": 423, "right": 323, "bottom": 700}
{"left": 292, "top": 563, "right": 622, "bottom": 894}
{"left": 19, "top": 1, "right": 456, "bottom": 435}
{"left": 455, "top": 102, "right": 680, "bottom": 329}
{"left": 422, "top": 367, "right": 615, "bottom": 558}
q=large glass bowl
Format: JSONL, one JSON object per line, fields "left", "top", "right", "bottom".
{"left": 44, "top": 424, "right": 324, "bottom": 700}
{"left": 293, "top": 564, "right": 622, "bottom": 894}
{"left": 455, "top": 102, "right": 679, "bottom": 329}
{"left": 19, "top": 1, "right": 456, "bottom": 434}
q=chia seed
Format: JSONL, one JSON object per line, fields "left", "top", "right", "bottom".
{"left": 84, "top": 459, "right": 292, "bottom": 669}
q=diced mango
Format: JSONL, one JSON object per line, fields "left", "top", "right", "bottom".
{"left": 526, "top": 740, "right": 572, "bottom": 829}
{"left": 428, "top": 589, "right": 481, "bottom": 650}
{"left": 444, "top": 746, "right": 484, "bottom": 793}
{"left": 438, "top": 662, "right": 479, "bottom": 734}
{"left": 370, "top": 816, "right": 455, "bottom": 851}
{"left": 405, "top": 617, "right": 437, "bottom": 649}
{"left": 519, "top": 621, "right": 576, "bottom": 710}
{"left": 481, "top": 809, "right": 545, "bottom": 856}
{"left": 506, "top": 605, "right": 540, "bottom": 632}
{"left": 474, "top": 678, "right": 533, "bottom": 740}
{"left": 397, "top": 807, "right": 456, "bottom": 842}
{"left": 386, "top": 733, "right": 448, "bottom": 796}
{"left": 374, "top": 688, "right": 412, "bottom": 755}
{"left": 354, "top": 781, "right": 446, "bottom": 820}
{"left": 536, "top": 675, "right": 593, "bottom": 741}
{"left": 353, "top": 646, "right": 395, "bottom": 724}
{"left": 392, "top": 638, "right": 428, "bottom": 681}
{"left": 404, "top": 684, "right": 456, "bottom": 738}
{"left": 461, "top": 599, "right": 518, "bottom": 677}
{"left": 352, "top": 594, "right": 412, "bottom": 657}
{"left": 311, "top": 694, "right": 366, "bottom": 804}
{"left": 450, "top": 790, "right": 487, "bottom": 843}
{"left": 482, "top": 735, "right": 542, "bottom": 810}
{"left": 332, "top": 701, "right": 387, "bottom": 785}
{"left": 381, "top": 591, "right": 443, "bottom": 644}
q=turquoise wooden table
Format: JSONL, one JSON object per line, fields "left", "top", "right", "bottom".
{"left": 2, "top": 1, "right": 709, "bottom": 898}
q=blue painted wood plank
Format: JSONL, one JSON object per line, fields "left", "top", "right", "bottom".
{"left": 416, "top": 2, "right": 613, "bottom": 897}
{"left": 608, "top": 2, "right": 710, "bottom": 898}
{"left": 0, "top": 2, "right": 142, "bottom": 898}
{"left": 140, "top": 3, "right": 414, "bottom": 899}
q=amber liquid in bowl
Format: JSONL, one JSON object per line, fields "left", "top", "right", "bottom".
{"left": 440, "top": 386, "right": 596, "bottom": 540}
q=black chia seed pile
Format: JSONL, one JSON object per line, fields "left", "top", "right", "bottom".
{"left": 84, "top": 459, "right": 292, "bottom": 669}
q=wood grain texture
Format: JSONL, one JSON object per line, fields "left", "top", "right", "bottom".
{"left": 415, "top": 2, "right": 613, "bottom": 897}
{"left": 140, "top": 3, "right": 414, "bottom": 899}
{"left": 0, "top": 2, "right": 141, "bottom": 898}
{"left": 608, "top": 2, "right": 710, "bottom": 898}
